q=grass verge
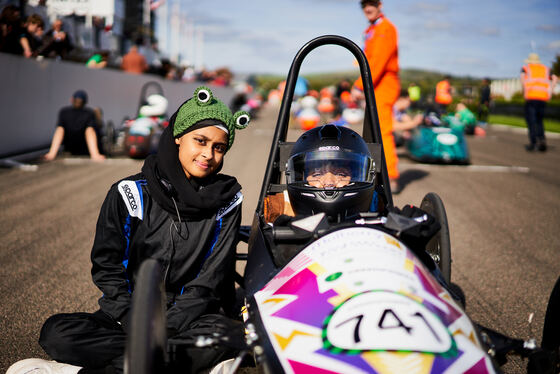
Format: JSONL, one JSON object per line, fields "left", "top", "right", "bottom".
{"left": 489, "top": 114, "right": 560, "bottom": 133}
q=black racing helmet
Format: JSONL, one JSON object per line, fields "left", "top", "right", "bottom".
{"left": 286, "top": 124, "right": 376, "bottom": 220}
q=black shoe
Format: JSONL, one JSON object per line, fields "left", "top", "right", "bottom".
{"left": 525, "top": 144, "right": 535, "bottom": 151}
{"left": 537, "top": 142, "right": 547, "bottom": 152}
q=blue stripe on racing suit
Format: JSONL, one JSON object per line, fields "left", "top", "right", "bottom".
{"left": 122, "top": 180, "right": 146, "bottom": 292}
{"left": 179, "top": 218, "right": 223, "bottom": 295}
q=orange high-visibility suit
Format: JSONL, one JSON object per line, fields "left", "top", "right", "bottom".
{"left": 354, "top": 15, "right": 400, "bottom": 180}
{"left": 435, "top": 80, "right": 453, "bottom": 105}
{"left": 521, "top": 63, "right": 552, "bottom": 101}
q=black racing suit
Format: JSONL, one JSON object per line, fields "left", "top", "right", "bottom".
{"left": 39, "top": 173, "right": 243, "bottom": 373}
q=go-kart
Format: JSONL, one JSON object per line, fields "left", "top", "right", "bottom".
{"left": 109, "top": 81, "right": 169, "bottom": 159}
{"left": 406, "top": 110, "right": 470, "bottom": 165}
{"left": 123, "top": 36, "right": 559, "bottom": 374}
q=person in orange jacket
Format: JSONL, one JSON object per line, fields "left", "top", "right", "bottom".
{"left": 352, "top": 0, "right": 401, "bottom": 192}
{"left": 435, "top": 75, "right": 453, "bottom": 114}
{"left": 520, "top": 53, "right": 558, "bottom": 152}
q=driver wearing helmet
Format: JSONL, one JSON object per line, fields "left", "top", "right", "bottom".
{"left": 305, "top": 162, "right": 352, "bottom": 188}
{"left": 264, "top": 124, "right": 382, "bottom": 223}
{"left": 263, "top": 124, "right": 455, "bottom": 299}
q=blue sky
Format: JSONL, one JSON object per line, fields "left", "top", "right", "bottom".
{"left": 164, "top": 0, "right": 560, "bottom": 79}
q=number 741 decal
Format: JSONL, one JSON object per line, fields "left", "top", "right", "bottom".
{"left": 322, "top": 290, "right": 457, "bottom": 356}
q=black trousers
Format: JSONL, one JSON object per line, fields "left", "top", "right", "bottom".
{"left": 524, "top": 99, "right": 547, "bottom": 145}
{"left": 39, "top": 309, "right": 240, "bottom": 374}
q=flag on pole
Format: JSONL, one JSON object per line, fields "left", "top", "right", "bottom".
{"left": 150, "top": 0, "right": 165, "bottom": 11}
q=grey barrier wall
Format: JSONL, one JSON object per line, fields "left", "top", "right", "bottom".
{"left": 0, "top": 52, "right": 235, "bottom": 158}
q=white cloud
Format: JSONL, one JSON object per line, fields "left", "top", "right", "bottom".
{"left": 402, "top": 2, "right": 449, "bottom": 14}
{"left": 480, "top": 27, "right": 500, "bottom": 37}
{"left": 537, "top": 24, "right": 560, "bottom": 33}
{"left": 423, "top": 20, "right": 453, "bottom": 31}
{"left": 546, "top": 40, "right": 560, "bottom": 51}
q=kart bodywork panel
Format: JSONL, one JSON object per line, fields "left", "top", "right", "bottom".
{"left": 253, "top": 227, "right": 495, "bottom": 373}
{"left": 407, "top": 126, "right": 470, "bottom": 165}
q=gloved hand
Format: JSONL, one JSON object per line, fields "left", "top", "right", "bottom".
{"left": 391, "top": 205, "right": 441, "bottom": 254}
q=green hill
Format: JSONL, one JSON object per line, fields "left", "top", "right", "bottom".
{"left": 255, "top": 68, "right": 485, "bottom": 98}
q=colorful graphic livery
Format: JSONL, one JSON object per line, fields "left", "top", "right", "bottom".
{"left": 254, "top": 228, "right": 495, "bottom": 374}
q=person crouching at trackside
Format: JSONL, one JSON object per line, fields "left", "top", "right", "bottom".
{"left": 7, "top": 86, "right": 250, "bottom": 374}
{"left": 43, "top": 90, "right": 106, "bottom": 162}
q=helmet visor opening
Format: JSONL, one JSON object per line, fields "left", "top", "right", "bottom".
{"left": 287, "top": 150, "right": 374, "bottom": 188}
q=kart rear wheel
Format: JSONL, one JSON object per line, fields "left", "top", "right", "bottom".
{"left": 420, "top": 192, "right": 451, "bottom": 284}
{"left": 125, "top": 259, "right": 168, "bottom": 374}
{"left": 103, "top": 120, "right": 115, "bottom": 157}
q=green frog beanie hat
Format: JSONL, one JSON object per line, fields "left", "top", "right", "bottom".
{"left": 173, "top": 86, "right": 250, "bottom": 150}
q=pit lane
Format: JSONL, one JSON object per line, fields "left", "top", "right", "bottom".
{"left": 1, "top": 104, "right": 558, "bottom": 373}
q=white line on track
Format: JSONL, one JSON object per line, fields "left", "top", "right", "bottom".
{"left": 400, "top": 163, "right": 530, "bottom": 173}
{"left": 63, "top": 158, "right": 142, "bottom": 165}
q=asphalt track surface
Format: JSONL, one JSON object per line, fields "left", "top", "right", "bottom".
{"left": 1, "top": 104, "right": 559, "bottom": 374}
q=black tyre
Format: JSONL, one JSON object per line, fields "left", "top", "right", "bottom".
{"left": 527, "top": 276, "right": 560, "bottom": 374}
{"left": 124, "top": 259, "right": 168, "bottom": 374}
{"left": 539, "top": 276, "right": 560, "bottom": 373}
{"left": 103, "top": 120, "right": 115, "bottom": 157}
{"left": 420, "top": 192, "right": 451, "bottom": 284}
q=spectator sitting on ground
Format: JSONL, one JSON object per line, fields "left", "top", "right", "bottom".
{"left": 454, "top": 102, "right": 478, "bottom": 135}
{"left": 38, "top": 18, "right": 72, "bottom": 59}
{"left": 86, "top": 50, "right": 109, "bottom": 69}
{"left": 392, "top": 92, "right": 423, "bottom": 146}
{"left": 43, "top": 90, "right": 106, "bottom": 162}
{"left": 121, "top": 44, "right": 148, "bottom": 74}
{"left": 20, "top": 13, "right": 44, "bottom": 58}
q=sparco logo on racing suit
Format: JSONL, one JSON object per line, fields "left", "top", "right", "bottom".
{"left": 121, "top": 184, "right": 138, "bottom": 210}
{"left": 216, "top": 191, "right": 243, "bottom": 220}
{"left": 118, "top": 180, "right": 143, "bottom": 219}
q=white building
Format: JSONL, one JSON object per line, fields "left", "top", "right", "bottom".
{"left": 152, "top": 0, "right": 204, "bottom": 69}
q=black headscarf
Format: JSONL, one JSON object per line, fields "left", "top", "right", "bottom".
{"left": 142, "top": 102, "right": 241, "bottom": 219}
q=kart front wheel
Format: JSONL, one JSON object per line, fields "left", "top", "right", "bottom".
{"left": 420, "top": 192, "right": 451, "bottom": 284}
{"left": 528, "top": 276, "right": 560, "bottom": 374}
{"left": 124, "top": 259, "right": 168, "bottom": 374}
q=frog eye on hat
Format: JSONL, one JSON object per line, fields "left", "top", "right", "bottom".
{"left": 233, "top": 111, "right": 250, "bottom": 129}
{"left": 194, "top": 86, "right": 213, "bottom": 105}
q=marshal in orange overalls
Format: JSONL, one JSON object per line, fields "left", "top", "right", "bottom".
{"left": 435, "top": 79, "right": 453, "bottom": 105}
{"left": 354, "top": 14, "right": 400, "bottom": 180}
{"left": 521, "top": 63, "right": 552, "bottom": 101}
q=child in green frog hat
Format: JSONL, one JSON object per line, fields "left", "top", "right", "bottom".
{"left": 8, "top": 86, "right": 249, "bottom": 374}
